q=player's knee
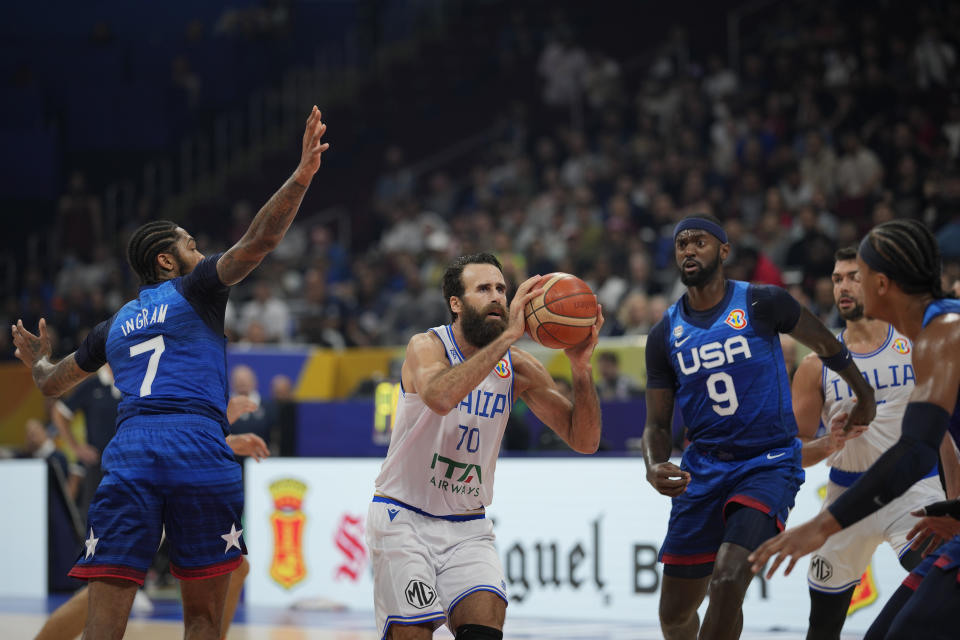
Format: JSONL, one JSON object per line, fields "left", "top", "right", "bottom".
{"left": 659, "top": 597, "right": 697, "bottom": 630}
{"left": 454, "top": 624, "right": 503, "bottom": 640}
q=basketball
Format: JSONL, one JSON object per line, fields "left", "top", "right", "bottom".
{"left": 524, "top": 273, "right": 598, "bottom": 349}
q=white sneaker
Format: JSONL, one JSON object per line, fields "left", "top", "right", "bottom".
{"left": 131, "top": 589, "right": 154, "bottom": 615}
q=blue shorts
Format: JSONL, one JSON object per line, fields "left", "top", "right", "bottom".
{"left": 660, "top": 439, "right": 804, "bottom": 569}
{"left": 903, "top": 535, "right": 960, "bottom": 590}
{"left": 69, "top": 414, "right": 245, "bottom": 585}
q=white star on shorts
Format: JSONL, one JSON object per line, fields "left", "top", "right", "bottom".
{"left": 220, "top": 523, "right": 243, "bottom": 553}
{"left": 85, "top": 528, "right": 99, "bottom": 559}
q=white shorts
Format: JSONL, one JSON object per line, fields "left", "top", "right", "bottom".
{"left": 807, "top": 475, "right": 945, "bottom": 592}
{"left": 365, "top": 499, "right": 507, "bottom": 640}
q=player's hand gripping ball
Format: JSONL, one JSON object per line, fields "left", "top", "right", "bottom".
{"left": 524, "top": 273, "right": 598, "bottom": 349}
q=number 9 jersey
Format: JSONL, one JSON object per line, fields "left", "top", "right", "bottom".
{"left": 75, "top": 253, "right": 230, "bottom": 434}
{"left": 646, "top": 281, "right": 802, "bottom": 458}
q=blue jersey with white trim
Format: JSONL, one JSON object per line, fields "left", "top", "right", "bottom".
{"left": 75, "top": 254, "right": 230, "bottom": 432}
{"left": 656, "top": 280, "right": 797, "bottom": 455}
{"left": 922, "top": 298, "right": 960, "bottom": 444}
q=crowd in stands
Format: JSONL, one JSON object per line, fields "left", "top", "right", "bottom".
{"left": 4, "top": 0, "right": 960, "bottom": 363}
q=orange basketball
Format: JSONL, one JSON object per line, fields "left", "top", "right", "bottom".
{"left": 524, "top": 273, "right": 598, "bottom": 349}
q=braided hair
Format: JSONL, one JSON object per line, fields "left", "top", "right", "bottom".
{"left": 864, "top": 219, "right": 948, "bottom": 298}
{"left": 127, "top": 220, "right": 180, "bottom": 285}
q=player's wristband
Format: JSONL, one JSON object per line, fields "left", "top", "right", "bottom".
{"left": 819, "top": 344, "right": 853, "bottom": 372}
{"left": 918, "top": 499, "right": 960, "bottom": 520}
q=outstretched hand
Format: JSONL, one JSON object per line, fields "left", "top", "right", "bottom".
{"left": 225, "top": 433, "right": 270, "bottom": 462}
{"left": 748, "top": 512, "right": 840, "bottom": 578}
{"left": 293, "top": 106, "right": 330, "bottom": 184}
{"left": 11, "top": 318, "right": 52, "bottom": 370}
{"left": 564, "top": 304, "right": 604, "bottom": 369}
{"left": 907, "top": 498, "right": 960, "bottom": 556}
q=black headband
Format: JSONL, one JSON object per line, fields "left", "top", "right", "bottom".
{"left": 673, "top": 218, "right": 728, "bottom": 244}
{"left": 858, "top": 234, "right": 926, "bottom": 289}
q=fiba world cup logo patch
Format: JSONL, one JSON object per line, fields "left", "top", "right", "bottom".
{"left": 269, "top": 478, "right": 308, "bottom": 589}
{"left": 725, "top": 309, "right": 747, "bottom": 330}
{"left": 494, "top": 359, "right": 511, "bottom": 378}
{"left": 891, "top": 338, "right": 910, "bottom": 355}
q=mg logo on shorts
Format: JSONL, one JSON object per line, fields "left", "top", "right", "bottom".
{"left": 405, "top": 579, "right": 437, "bottom": 609}
{"left": 810, "top": 555, "right": 833, "bottom": 582}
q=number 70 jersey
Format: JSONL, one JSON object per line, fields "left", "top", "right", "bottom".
{"left": 104, "top": 277, "right": 229, "bottom": 433}
{"left": 658, "top": 280, "right": 797, "bottom": 456}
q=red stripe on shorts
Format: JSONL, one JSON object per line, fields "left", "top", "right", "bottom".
{"left": 170, "top": 556, "right": 242, "bottom": 580}
{"left": 724, "top": 495, "right": 786, "bottom": 531}
{"left": 69, "top": 564, "right": 146, "bottom": 585}
{"left": 934, "top": 553, "right": 953, "bottom": 570}
{"left": 902, "top": 572, "right": 924, "bottom": 591}
{"left": 661, "top": 551, "right": 717, "bottom": 566}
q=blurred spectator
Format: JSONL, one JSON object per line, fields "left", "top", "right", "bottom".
{"left": 54, "top": 171, "right": 102, "bottom": 263}
{"left": 800, "top": 130, "right": 838, "bottom": 200}
{"left": 595, "top": 351, "right": 641, "bottom": 400}
{"left": 229, "top": 364, "right": 273, "bottom": 449}
{"left": 51, "top": 364, "right": 119, "bottom": 518}
{"left": 296, "top": 268, "right": 349, "bottom": 348}
{"left": 238, "top": 280, "right": 292, "bottom": 343}
{"left": 270, "top": 374, "right": 298, "bottom": 456}
{"left": 913, "top": 26, "right": 956, "bottom": 89}
{"left": 835, "top": 131, "right": 883, "bottom": 216}
{"left": 538, "top": 27, "right": 588, "bottom": 109}
{"left": 382, "top": 257, "right": 448, "bottom": 345}
{"left": 19, "top": 418, "right": 85, "bottom": 592}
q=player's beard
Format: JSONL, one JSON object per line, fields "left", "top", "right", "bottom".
{"left": 838, "top": 300, "right": 865, "bottom": 321}
{"left": 460, "top": 301, "right": 508, "bottom": 347}
{"left": 680, "top": 252, "right": 722, "bottom": 287}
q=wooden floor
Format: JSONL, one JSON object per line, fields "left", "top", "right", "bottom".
{"left": 0, "top": 596, "right": 866, "bottom": 639}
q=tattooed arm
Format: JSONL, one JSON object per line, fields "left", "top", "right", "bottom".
{"left": 11, "top": 319, "right": 93, "bottom": 397}
{"left": 217, "top": 106, "right": 330, "bottom": 286}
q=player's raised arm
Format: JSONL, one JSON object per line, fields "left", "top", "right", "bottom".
{"left": 750, "top": 316, "right": 960, "bottom": 578}
{"left": 512, "top": 305, "right": 604, "bottom": 454}
{"left": 404, "top": 275, "right": 543, "bottom": 415}
{"left": 12, "top": 319, "right": 93, "bottom": 397}
{"left": 788, "top": 307, "right": 876, "bottom": 431}
{"left": 217, "top": 106, "right": 329, "bottom": 286}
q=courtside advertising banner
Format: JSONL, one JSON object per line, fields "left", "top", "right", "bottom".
{"left": 244, "top": 458, "right": 905, "bottom": 633}
{"left": 0, "top": 460, "right": 47, "bottom": 597}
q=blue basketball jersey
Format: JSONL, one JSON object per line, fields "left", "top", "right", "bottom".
{"left": 922, "top": 297, "right": 960, "bottom": 445}
{"left": 76, "top": 254, "right": 230, "bottom": 432}
{"left": 651, "top": 280, "right": 798, "bottom": 456}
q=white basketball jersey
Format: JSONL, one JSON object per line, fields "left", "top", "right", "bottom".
{"left": 821, "top": 325, "right": 916, "bottom": 471}
{"left": 374, "top": 324, "right": 515, "bottom": 516}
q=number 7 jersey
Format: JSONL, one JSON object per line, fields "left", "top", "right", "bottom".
{"left": 74, "top": 254, "right": 231, "bottom": 434}
{"left": 646, "top": 280, "right": 800, "bottom": 457}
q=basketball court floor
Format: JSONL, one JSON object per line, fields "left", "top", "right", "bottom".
{"left": 0, "top": 595, "right": 866, "bottom": 639}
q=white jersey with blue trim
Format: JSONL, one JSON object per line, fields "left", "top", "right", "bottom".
{"left": 821, "top": 325, "right": 916, "bottom": 472}
{"left": 374, "top": 324, "right": 515, "bottom": 517}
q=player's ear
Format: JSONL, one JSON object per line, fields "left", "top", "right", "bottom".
{"left": 156, "top": 251, "right": 176, "bottom": 275}
{"left": 449, "top": 295, "right": 463, "bottom": 315}
{"left": 875, "top": 272, "right": 890, "bottom": 296}
{"left": 719, "top": 243, "right": 731, "bottom": 261}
